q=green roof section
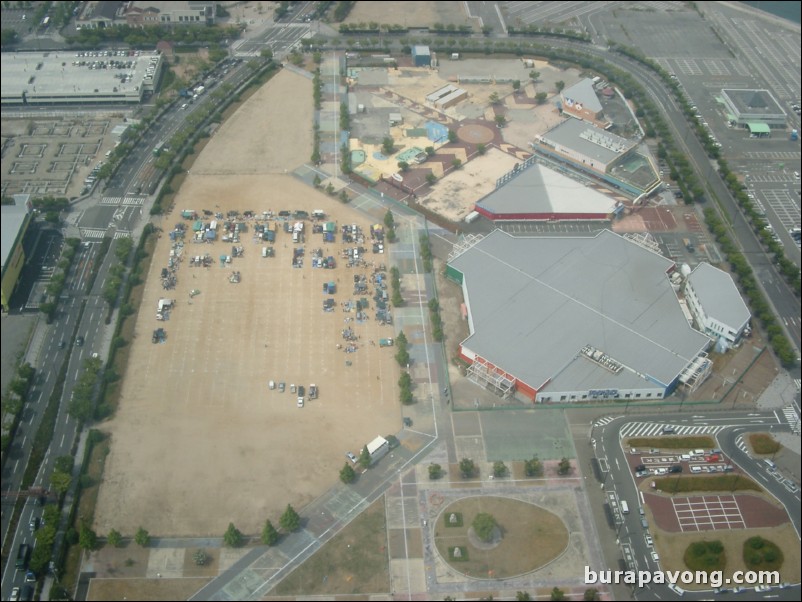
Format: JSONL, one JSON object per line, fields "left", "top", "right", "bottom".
{"left": 746, "top": 122, "right": 771, "bottom": 134}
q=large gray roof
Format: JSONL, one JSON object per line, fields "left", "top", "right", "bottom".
{"left": 721, "top": 89, "right": 785, "bottom": 118}
{"left": 1, "top": 194, "right": 31, "bottom": 272}
{"left": 562, "top": 78, "right": 602, "bottom": 114}
{"left": 450, "top": 230, "right": 711, "bottom": 392}
{"left": 538, "top": 117, "right": 636, "bottom": 166}
{"left": 687, "top": 263, "right": 751, "bottom": 329}
{"left": 476, "top": 163, "right": 616, "bottom": 216}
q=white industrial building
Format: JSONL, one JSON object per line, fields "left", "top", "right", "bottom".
{"left": 684, "top": 263, "right": 751, "bottom": 347}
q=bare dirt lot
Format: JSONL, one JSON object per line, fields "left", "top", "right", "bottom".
{"left": 94, "top": 69, "right": 401, "bottom": 537}
{"left": 419, "top": 148, "right": 520, "bottom": 221}
{"left": 344, "top": 1, "right": 474, "bottom": 28}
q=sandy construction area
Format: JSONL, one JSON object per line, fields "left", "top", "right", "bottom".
{"left": 95, "top": 70, "right": 401, "bottom": 536}
{"left": 344, "top": 1, "right": 473, "bottom": 28}
{"left": 419, "top": 148, "right": 520, "bottom": 221}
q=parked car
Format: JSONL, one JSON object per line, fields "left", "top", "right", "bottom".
{"left": 309, "top": 384, "right": 317, "bottom": 399}
{"left": 290, "top": 383, "right": 296, "bottom": 394}
{"left": 278, "top": 382, "right": 285, "bottom": 392}
{"left": 268, "top": 380, "right": 275, "bottom": 390}
{"left": 10, "top": 587, "right": 20, "bottom": 602}
{"left": 346, "top": 452, "right": 358, "bottom": 464}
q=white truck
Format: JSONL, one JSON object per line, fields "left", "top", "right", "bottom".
{"left": 464, "top": 210, "right": 480, "bottom": 224}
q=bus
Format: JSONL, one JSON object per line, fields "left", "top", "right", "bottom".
{"left": 153, "top": 141, "right": 165, "bottom": 156}
{"left": 620, "top": 500, "right": 630, "bottom": 515}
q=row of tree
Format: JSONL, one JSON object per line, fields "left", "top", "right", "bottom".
{"left": 389, "top": 266, "right": 404, "bottom": 307}
{"left": 431, "top": 456, "right": 569, "bottom": 479}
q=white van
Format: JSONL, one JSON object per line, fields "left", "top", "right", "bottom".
{"left": 262, "top": 246, "right": 267, "bottom": 258}
{"left": 764, "top": 459, "right": 777, "bottom": 470}
{"left": 292, "top": 231, "right": 299, "bottom": 243}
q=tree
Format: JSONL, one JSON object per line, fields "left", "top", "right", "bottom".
{"left": 489, "top": 91, "right": 500, "bottom": 105}
{"left": 261, "top": 519, "right": 280, "bottom": 545}
{"left": 472, "top": 512, "right": 497, "bottom": 542}
{"left": 50, "top": 470, "right": 72, "bottom": 495}
{"left": 495, "top": 114, "right": 507, "bottom": 127}
{"left": 524, "top": 456, "right": 543, "bottom": 477}
{"left": 382, "top": 136, "right": 395, "bottom": 155}
{"left": 339, "top": 189, "right": 349, "bottom": 203}
{"left": 397, "top": 160, "right": 410, "bottom": 172}
{"left": 535, "top": 91, "right": 548, "bottom": 104}
{"left": 517, "top": 592, "right": 532, "bottom": 601}
{"left": 551, "top": 587, "right": 566, "bottom": 601}
{"left": 79, "top": 523, "right": 98, "bottom": 551}
{"left": 224, "top": 522, "right": 243, "bottom": 547}
{"left": 426, "top": 173, "right": 437, "bottom": 185}
{"left": 313, "top": 174, "right": 321, "bottom": 188}
{"left": 477, "top": 143, "right": 487, "bottom": 155}
{"left": 512, "top": 80, "right": 521, "bottom": 92}
{"left": 555, "top": 80, "right": 565, "bottom": 92}
{"left": 429, "top": 464, "right": 443, "bottom": 479}
{"left": 134, "top": 526, "right": 150, "bottom": 547}
{"left": 425, "top": 146, "right": 435, "bottom": 157}
{"left": 459, "top": 458, "right": 476, "bottom": 478}
{"left": 529, "top": 70, "right": 540, "bottom": 81}
{"left": 557, "top": 457, "right": 572, "bottom": 475}
{"left": 193, "top": 549, "right": 209, "bottom": 565}
{"left": 384, "top": 209, "right": 395, "bottom": 229}
{"left": 280, "top": 504, "right": 301, "bottom": 532}
{"left": 340, "top": 462, "right": 356, "bottom": 483}
{"left": 584, "top": 588, "right": 600, "bottom": 601}
{"left": 107, "top": 529, "right": 122, "bottom": 548}
{"left": 359, "top": 445, "right": 371, "bottom": 469}
{"left": 260, "top": 48, "right": 273, "bottom": 60}
{"left": 493, "top": 461, "right": 507, "bottom": 478}
{"left": 447, "top": 129, "right": 458, "bottom": 143}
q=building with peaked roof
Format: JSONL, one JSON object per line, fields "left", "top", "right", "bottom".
{"left": 1, "top": 194, "right": 33, "bottom": 312}
{"left": 474, "top": 163, "right": 618, "bottom": 221}
{"left": 446, "top": 230, "right": 712, "bottom": 402}
{"left": 684, "top": 263, "right": 751, "bottom": 346}
{"left": 560, "top": 78, "right": 604, "bottom": 125}
{"left": 721, "top": 89, "right": 786, "bottom": 129}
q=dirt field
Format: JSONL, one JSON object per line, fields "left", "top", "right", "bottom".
{"left": 344, "top": 1, "right": 474, "bottom": 28}
{"left": 94, "top": 69, "right": 401, "bottom": 537}
{"left": 419, "top": 148, "right": 520, "bottom": 221}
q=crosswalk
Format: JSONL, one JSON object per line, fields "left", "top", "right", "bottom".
{"left": 101, "top": 196, "right": 145, "bottom": 206}
{"left": 113, "top": 231, "right": 131, "bottom": 239}
{"left": 80, "top": 228, "right": 107, "bottom": 239}
{"left": 619, "top": 422, "right": 726, "bottom": 438}
{"left": 735, "top": 435, "right": 749, "bottom": 455}
{"left": 594, "top": 416, "right": 617, "bottom": 427}
{"left": 782, "top": 406, "right": 800, "bottom": 435}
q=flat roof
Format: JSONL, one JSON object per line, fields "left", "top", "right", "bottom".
{"left": 538, "top": 117, "right": 636, "bottom": 165}
{"left": 562, "top": 78, "right": 602, "bottom": 114}
{"left": 412, "top": 45, "right": 431, "bottom": 55}
{"left": 687, "top": 263, "right": 751, "bottom": 330}
{"left": 477, "top": 164, "right": 617, "bottom": 216}
{"left": 1, "top": 194, "right": 31, "bottom": 271}
{"left": 721, "top": 89, "right": 785, "bottom": 118}
{"left": 450, "top": 230, "right": 711, "bottom": 392}
{"left": 1, "top": 50, "right": 160, "bottom": 105}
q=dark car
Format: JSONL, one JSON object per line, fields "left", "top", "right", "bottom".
{"left": 661, "top": 426, "right": 675, "bottom": 434}
{"left": 403, "top": 417, "right": 413, "bottom": 427}
{"left": 75, "top": 335, "right": 85, "bottom": 347}
{"left": 635, "top": 464, "right": 646, "bottom": 472}
{"left": 669, "top": 465, "right": 683, "bottom": 474}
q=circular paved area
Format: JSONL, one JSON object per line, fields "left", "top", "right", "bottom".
{"left": 457, "top": 124, "right": 495, "bottom": 145}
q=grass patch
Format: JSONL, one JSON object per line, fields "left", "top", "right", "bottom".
{"left": 653, "top": 475, "right": 761, "bottom": 493}
{"left": 449, "top": 546, "right": 469, "bottom": 561}
{"left": 628, "top": 436, "right": 715, "bottom": 449}
{"left": 749, "top": 433, "right": 781, "bottom": 455}
{"left": 684, "top": 540, "right": 726, "bottom": 572}
{"left": 743, "top": 536, "right": 784, "bottom": 572}
{"left": 434, "top": 496, "right": 568, "bottom": 579}
{"left": 444, "top": 512, "right": 463, "bottom": 527}
{"left": 271, "top": 498, "right": 389, "bottom": 596}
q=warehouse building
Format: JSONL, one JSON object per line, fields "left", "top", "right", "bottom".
{"left": 474, "top": 163, "right": 618, "bottom": 221}
{"left": 721, "top": 88, "right": 786, "bottom": 130}
{"left": 0, "top": 51, "right": 164, "bottom": 106}
{"left": 533, "top": 117, "right": 659, "bottom": 197}
{"left": 1, "top": 194, "right": 33, "bottom": 313}
{"left": 411, "top": 45, "right": 431, "bottom": 67}
{"left": 684, "top": 263, "right": 751, "bottom": 347}
{"left": 446, "top": 230, "right": 712, "bottom": 402}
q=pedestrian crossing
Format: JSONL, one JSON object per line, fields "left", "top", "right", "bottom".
{"left": 782, "top": 406, "right": 800, "bottom": 435}
{"left": 794, "top": 379, "right": 801, "bottom": 392}
{"left": 619, "top": 422, "right": 726, "bottom": 439}
{"left": 735, "top": 435, "right": 749, "bottom": 455}
{"left": 113, "top": 231, "right": 131, "bottom": 240}
{"left": 594, "top": 416, "right": 617, "bottom": 427}
{"left": 80, "top": 228, "right": 107, "bottom": 239}
{"left": 101, "top": 196, "right": 145, "bottom": 206}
